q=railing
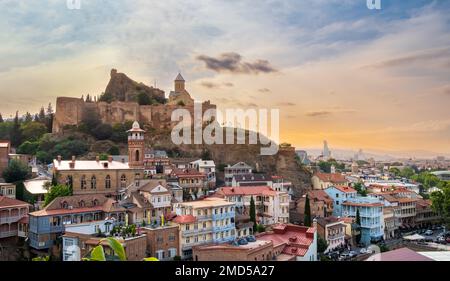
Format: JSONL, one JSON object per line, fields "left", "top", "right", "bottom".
{"left": 0, "top": 230, "right": 17, "bottom": 238}
{"left": 0, "top": 216, "right": 21, "bottom": 224}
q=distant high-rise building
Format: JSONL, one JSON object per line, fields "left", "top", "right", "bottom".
{"left": 323, "top": 140, "right": 331, "bottom": 160}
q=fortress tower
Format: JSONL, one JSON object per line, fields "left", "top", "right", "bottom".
{"left": 174, "top": 73, "right": 185, "bottom": 92}
{"left": 127, "top": 121, "right": 145, "bottom": 169}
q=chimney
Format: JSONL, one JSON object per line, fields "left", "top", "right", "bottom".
{"left": 96, "top": 156, "right": 100, "bottom": 162}
{"left": 69, "top": 162, "right": 75, "bottom": 169}
{"left": 57, "top": 155, "right": 62, "bottom": 162}
{"left": 108, "top": 155, "right": 113, "bottom": 162}
{"left": 121, "top": 158, "right": 125, "bottom": 163}
{"left": 72, "top": 156, "right": 76, "bottom": 162}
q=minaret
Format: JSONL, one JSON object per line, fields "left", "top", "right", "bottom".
{"left": 127, "top": 121, "right": 145, "bottom": 169}
{"left": 174, "top": 73, "right": 185, "bottom": 92}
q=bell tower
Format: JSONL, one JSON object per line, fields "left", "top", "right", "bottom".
{"left": 174, "top": 73, "right": 185, "bottom": 92}
{"left": 127, "top": 121, "right": 145, "bottom": 169}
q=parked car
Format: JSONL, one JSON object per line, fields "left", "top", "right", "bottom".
{"left": 360, "top": 248, "right": 367, "bottom": 254}
{"left": 348, "top": 251, "right": 357, "bottom": 258}
{"left": 339, "top": 253, "right": 350, "bottom": 260}
{"left": 425, "top": 230, "right": 434, "bottom": 236}
{"left": 246, "top": 235, "right": 256, "bottom": 242}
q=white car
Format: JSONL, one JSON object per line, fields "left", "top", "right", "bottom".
{"left": 360, "top": 248, "right": 367, "bottom": 254}
{"left": 425, "top": 230, "right": 434, "bottom": 236}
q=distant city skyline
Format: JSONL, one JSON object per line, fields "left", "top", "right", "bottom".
{"left": 0, "top": 1, "right": 449, "bottom": 153}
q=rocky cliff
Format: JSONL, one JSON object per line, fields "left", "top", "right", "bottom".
{"left": 102, "top": 69, "right": 166, "bottom": 103}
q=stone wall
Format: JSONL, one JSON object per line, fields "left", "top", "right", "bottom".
{"left": 52, "top": 97, "right": 216, "bottom": 133}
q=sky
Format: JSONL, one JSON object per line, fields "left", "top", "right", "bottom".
{"left": 0, "top": 0, "right": 449, "bottom": 157}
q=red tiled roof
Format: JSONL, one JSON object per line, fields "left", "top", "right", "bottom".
{"left": 258, "top": 224, "right": 315, "bottom": 257}
{"left": 314, "top": 172, "right": 348, "bottom": 184}
{"left": 307, "top": 190, "right": 333, "bottom": 203}
{"left": 217, "top": 186, "right": 277, "bottom": 196}
{"left": 172, "top": 214, "right": 197, "bottom": 224}
{"left": 334, "top": 186, "right": 357, "bottom": 193}
{"left": 0, "top": 195, "right": 30, "bottom": 208}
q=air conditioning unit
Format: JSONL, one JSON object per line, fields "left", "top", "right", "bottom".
{"left": 68, "top": 206, "right": 73, "bottom": 210}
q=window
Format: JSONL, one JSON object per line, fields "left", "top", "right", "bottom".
{"left": 79, "top": 200, "right": 85, "bottom": 207}
{"left": 81, "top": 176, "right": 86, "bottom": 189}
{"left": 169, "top": 234, "right": 176, "bottom": 241}
{"left": 105, "top": 175, "right": 111, "bottom": 189}
{"left": 135, "top": 150, "right": 140, "bottom": 162}
{"left": 168, "top": 248, "right": 176, "bottom": 258}
{"left": 91, "top": 176, "right": 96, "bottom": 189}
{"left": 120, "top": 175, "right": 127, "bottom": 188}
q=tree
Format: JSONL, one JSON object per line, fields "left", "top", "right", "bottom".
{"left": 355, "top": 209, "right": 361, "bottom": 244}
{"left": 353, "top": 182, "right": 367, "bottom": 197}
{"left": 43, "top": 184, "right": 72, "bottom": 207}
{"left": 51, "top": 173, "right": 58, "bottom": 186}
{"left": 137, "top": 92, "right": 152, "bottom": 105}
{"left": 108, "top": 146, "right": 120, "bottom": 155}
{"left": 304, "top": 194, "right": 312, "bottom": 227}
{"left": 17, "top": 141, "right": 39, "bottom": 155}
{"left": 38, "top": 107, "right": 46, "bottom": 123}
{"left": 400, "top": 167, "right": 415, "bottom": 179}
{"left": 21, "top": 122, "right": 47, "bottom": 142}
{"left": 430, "top": 186, "right": 450, "bottom": 228}
{"left": 256, "top": 224, "right": 266, "bottom": 233}
{"left": 317, "top": 236, "right": 328, "bottom": 253}
{"left": 9, "top": 111, "right": 22, "bottom": 146}
{"left": 99, "top": 153, "right": 109, "bottom": 161}
{"left": 92, "top": 123, "right": 113, "bottom": 140}
{"left": 250, "top": 196, "right": 256, "bottom": 232}
{"left": 0, "top": 113, "right": 3, "bottom": 122}
{"left": 24, "top": 112, "right": 33, "bottom": 123}
{"left": 389, "top": 167, "right": 401, "bottom": 177}
{"left": 2, "top": 159, "right": 30, "bottom": 183}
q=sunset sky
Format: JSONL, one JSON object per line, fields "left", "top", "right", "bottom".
{"left": 0, "top": 0, "right": 449, "bottom": 156}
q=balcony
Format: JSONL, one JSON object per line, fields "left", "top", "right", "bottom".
{"left": 0, "top": 230, "right": 17, "bottom": 238}
{"left": 0, "top": 216, "right": 21, "bottom": 224}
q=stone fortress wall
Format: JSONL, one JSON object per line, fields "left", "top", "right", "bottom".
{"left": 52, "top": 71, "right": 216, "bottom": 133}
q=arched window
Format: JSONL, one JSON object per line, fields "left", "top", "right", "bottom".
{"left": 93, "top": 199, "right": 99, "bottom": 206}
{"left": 62, "top": 201, "right": 68, "bottom": 209}
{"left": 79, "top": 200, "right": 85, "bottom": 207}
{"left": 120, "top": 175, "right": 127, "bottom": 188}
{"left": 135, "top": 150, "right": 140, "bottom": 162}
{"left": 105, "top": 175, "right": 111, "bottom": 189}
{"left": 91, "top": 176, "right": 96, "bottom": 189}
{"left": 81, "top": 175, "right": 86, "bottom": 189}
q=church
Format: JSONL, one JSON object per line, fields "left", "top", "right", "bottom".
{"left": 53, "top": 121, "right": 146, "bottom": 199}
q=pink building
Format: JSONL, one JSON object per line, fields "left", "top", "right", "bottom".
{"left": 0, "top": 195, "right": 30, "bottom": 239}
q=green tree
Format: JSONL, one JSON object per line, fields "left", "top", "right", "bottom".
{"left": 430, "top": 187, "right": 450, "bottom": 228}
{"left": 17, "top": 141, "right": 39, "bottom": 155}
{"left": 2, "top": 159, "right": 30, "bottom": 183}
{"left": 99, "top": 153, "right": 109, "bottom": 161}
{"left": 353, "top": 182, "right": 367, "bottom": 196}
{"left": 137, "top": 92, "right": 153, "bottom": 105}
{"left": 256, "top": 224, "right": 266, "bottom": 233}
{"left": 10, "top": 111, "right": 22, "bottom": 146}
{"left": 400, "top": 167, "right": 415, "bottom": 179}
{"left": 317, "top": 236, "right": 328, "bottom": 253}
{"left": 43, "top": 184, "right": 72, "bottom": 207}
{"left": 0, "top": 113, "right": 3, "bottom": 122}
{"left": 83, "top": 237, "right": 127, "bottom": 261}
{"left": 92, "top": 123, "right": 113, "bottom": 140}
{"left": 250, "top": 196, "right": 256, "bottom": 232}
{"left": 21, "top": 122, "right": 47, "bottom": 142}
{"left": 304, "top": 194, "right": 312, "bottom": 227}
{"left": 389, "top": 167, "right": 401, "bottom": 177}
{"left": 108, "top": 146, "right": 120, "bottom": 155}
{"left": 355, "top": 209, "right": 361, "bottom": 244}
{"left": 24, "top": 112, "right": 33, "bottom": 123}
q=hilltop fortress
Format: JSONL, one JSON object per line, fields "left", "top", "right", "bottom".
{"left": 52, "top": 69, "right": 216, "bottom": 133}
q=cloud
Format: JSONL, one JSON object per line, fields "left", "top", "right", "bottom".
{"left": 305, "top": 111, "right": 332, "bottom": 117}
{"left": 199, "top": 81, "right": 234, "bottom": 89}
{"left": 196, "top": 52, "right": 277, "bottom": 74}
{"left": 276, "top": 102, "right": 296, "bottom": 106}
{"left": 362, "top": 47, "right": 450, "bottom": 69}
{"left": 258, "top": 88, "right": 271, "bottom": 93}
{"left": 305, "top": 109, "right": 356, "bottom": 117}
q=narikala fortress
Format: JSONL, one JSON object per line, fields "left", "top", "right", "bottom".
{"left": 52, "top": 69, "right": 216, "bottom": 133}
